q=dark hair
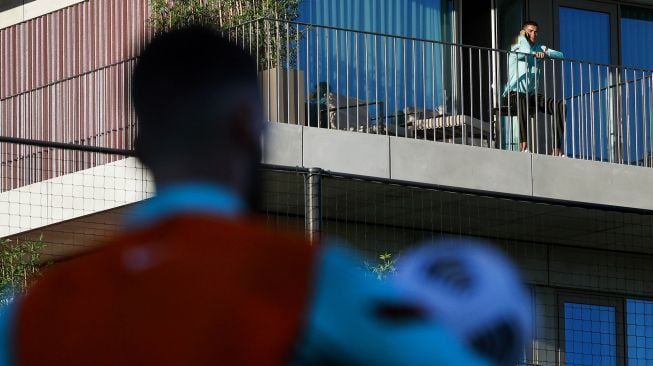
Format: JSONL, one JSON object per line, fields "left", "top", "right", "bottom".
{"left": 131, "top": 25, "right": 258, "bottom": 160}
{"left": 522, "top": 20, "right": 539, "bottom": 29}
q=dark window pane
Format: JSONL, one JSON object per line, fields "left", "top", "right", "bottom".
{"left": 564, "top": 302, "right": 616, "bottom": 366}
{"left": 626, "top": 299, "right": 653, "bottom": 365}
{"left": 621, "top": 6, "right": 653, "bottom": 69}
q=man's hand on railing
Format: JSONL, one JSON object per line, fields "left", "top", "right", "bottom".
{"left": 533, "top": 51, "right": 545, "bottom": 59}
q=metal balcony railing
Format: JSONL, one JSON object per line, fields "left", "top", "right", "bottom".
{"left": 228, "top": 18, "right": 653, "bottom": 165}
{"left": 2, "top": 18, "right": 653, "bottom": 192}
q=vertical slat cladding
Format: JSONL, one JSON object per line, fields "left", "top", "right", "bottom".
{"left": 0, "top": 0, "right": 150, "bottom": 191}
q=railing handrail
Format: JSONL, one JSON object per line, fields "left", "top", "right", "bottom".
{"left": 4, "top": 18, "right": 653, "bottom": 104}
{"left": 247, "top": 17, "right": 653, "bottom": 74}
{"left": 564, "top": 73, "right": 653, "bottom": 101}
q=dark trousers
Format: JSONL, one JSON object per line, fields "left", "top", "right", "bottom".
{"left": 507, "top": 92, "right": 566, "bottom": 149}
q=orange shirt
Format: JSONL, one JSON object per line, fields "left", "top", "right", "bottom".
{"left": 15, "top": 214, "right": 315, "bottom": 366}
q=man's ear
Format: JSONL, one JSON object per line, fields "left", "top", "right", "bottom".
{"left": 230, "top": 105, "right": 262, "bottom": 152}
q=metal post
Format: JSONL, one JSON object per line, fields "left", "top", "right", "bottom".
{"left": 305, "top": 167, "right": 323, "bottom": 243}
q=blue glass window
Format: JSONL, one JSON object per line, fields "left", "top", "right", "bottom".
{"left": 627, "top": 299, "right": 653, "bottom": 365}
{"left": 295, "top": 1, "right": 455, "bottom": 129}
{"left": 559, "top": 7, "right": 612, "bottom": 161}
{"left": 564, "top": 302, "right": 617, "bottom": 366}
{"left": 620, "top": 7, "right": 653, "bottom": 166}
{"left": 298, "top": 0, "right": 453, "bottom": 41}
{"left": 621, "top": 6, "right": 653, "bottom": 70}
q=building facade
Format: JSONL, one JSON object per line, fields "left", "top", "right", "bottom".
{"left": 1, "top": 1, "right": 653, "bottom": 365}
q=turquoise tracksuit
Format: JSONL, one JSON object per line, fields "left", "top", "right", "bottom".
{"left": 503, "top": 35, "right": 564, "bottom": 97}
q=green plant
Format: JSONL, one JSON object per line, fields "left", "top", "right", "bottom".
{"left": 365, "top": 252, "right": 397, "bottom": 281}
{"left": 0, "top": 235, "right": 45, "bottom": 305}
{"left": 149, "top": 0, "right": 303, "bottom": 68}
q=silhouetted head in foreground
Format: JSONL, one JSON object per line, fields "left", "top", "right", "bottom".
{"left": 132, "top": 25, "right": 262, "bottom": 208}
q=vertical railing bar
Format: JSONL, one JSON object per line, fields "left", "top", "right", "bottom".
{"left": 404, "top": 39, "right": 408, "bottom": 138}
{"left": 422, "top": 42, "right": 426, "bottom": 141}
{"left": 306, "top": 25, "right": 311, "bottom": 128}
{"left": 580, "top": 62, "right": 586, "bottom": 159}
{"left": 478, "top": 48, "right": 484, "bottom": 148}
{"left": 355, "top": 33, "right": 360, "bottom": 131}
{"left": 598, "top": 64, "right": 604, "bottom": 161}
{"left": 365, "top": 34, "right": 369, "bottom": 133}
{"left": 607, "top": 66, "right": 613, "bottom": 163}
{"left": 626, "top": 68, "right": 631, "bottom": 164}
{"left": 635, "top": 69, "right": 640, "bottom": 165}
{"left": 345, "top": 31, "right": 350, "bottom": 131}
{"left": 335, "top": 29, "right": 339, "bottom": 131}
{"left": 286, "top": 22, "right": 291, "bottom": 126}
{"left": 544, "top": 58, "right": 549, "bottom": 155}
{"left": 375, "top": 35, "right": 379, "bottom": 135}
{"left": 640, "top": 71, "right": 647, "bottom": 166}
{"left": 649, "top": 72, "right": 653, "bottom": 167}
{"left": 450, "top": 44, "right": 456, "bottom": 143}
{"left": 440, "top": 44, "right": 446, "bottom": 142}
{"left": 412, "top": 40, "right": 417, "bottom": 140}
{"left": 524, "top": 51, "right": 530, "bottom": 153}
{"left": 385, "top": 37, "right": 389, "bottom": 136}
{"left": 276, "top": 21, "right": 281, "bottom": 125}
{"left": 394, "top": 38, "right": 399, "bottom": 138}
{"left": 615, "top": 67, "right": 620, "bottom": 163}
{"left": 505, "top": 52, "right": 510, "bottom": 150}
{"left": 296, "top": 24, "right": 300, "bottom": 128}
{"left": 316, "top": 27, "right": 320, "bottom": 129}
{"left": 554, "top": 59, "right": 559, "bottom": 155}
{"left": 458, "top": 45, "right": 465, "bottom": 145}
{"left": 587, "top": 63, "right": 596, "bottom": 161}
{"left": 571, "top": 62, "right": 576, "bottom": 158}
{"left": 468, "top": 47, "right": 473, "bottom": 146}
{"left": 431, "top": 42, "right": 436, "bottom": 142}
{"left": 326, "top": 28, "right": 330, "bottom": 129}
{"left": 486, "top": 49, "right": 492, "bottom": 148}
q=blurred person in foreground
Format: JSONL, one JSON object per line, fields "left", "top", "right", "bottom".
{"left": 0, "top": 26, "right": 494, "bottom": 365}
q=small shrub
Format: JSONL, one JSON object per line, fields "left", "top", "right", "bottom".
{"left": 365, "top": 252, "right": 397, "bottom": 281}
{"left": 0, "top": 235, "right": 45, "bottom": 305}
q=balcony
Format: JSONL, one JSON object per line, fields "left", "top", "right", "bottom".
{"left": 2, "top": 18, "right": 653, "bottom": 222}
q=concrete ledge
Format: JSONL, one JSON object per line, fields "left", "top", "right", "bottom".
{"left": 532, "top": 154, "right": 653, "bottom": 210}
{"left": 263, "top": 124, "right": 653, "bottom": 210}
{"left": 302, "top": 127, "right": 391, "bottom": 178}
{"left": 0, "top": 157, "right": 154, "bottom": 238}
{"left": 390, "top": 138, "right": 533, "bottom": 197}
{"left": 262, "top": 122, "right": 303, "bottom": 167}
{"left": 0, "top": 0, "right": 85, "bottom": 29}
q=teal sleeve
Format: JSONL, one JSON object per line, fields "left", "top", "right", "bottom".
{"left": 298, "top": 244, "right": 492, "bottom": 366}
{"left": 546, "top": 48, "right": 564, "bottom": 59}
{"left": 515, "top": 36, "right": 532, "bottom": 60}
{"left": 0, "top": 301, "right": 16, "bottom": 366}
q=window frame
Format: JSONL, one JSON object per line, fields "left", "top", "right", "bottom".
{"left": 552, "top": 0, "right": 620, "bottom": 65}
{"left": 557, "top": 292, "right": 625, "bottom": 366}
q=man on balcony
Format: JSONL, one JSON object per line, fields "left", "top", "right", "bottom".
{"left": 503, "top": 20, "right": 566, "bottom": 156}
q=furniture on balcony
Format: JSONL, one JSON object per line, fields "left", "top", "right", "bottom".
{"left": 387, "top": 107, "right": 492, "bottom": 147}
{"left": 307, "top": 90, "right": 375, "bottom": 131}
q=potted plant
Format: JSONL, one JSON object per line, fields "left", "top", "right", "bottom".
{"left": 149, "top": 0, "right": 306, "bottom": 125}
